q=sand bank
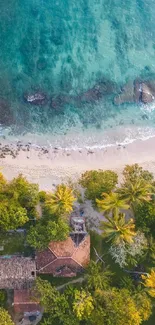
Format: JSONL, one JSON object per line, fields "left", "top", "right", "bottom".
{"left": 0, "top": 137, "right": 155, "bottom": 190}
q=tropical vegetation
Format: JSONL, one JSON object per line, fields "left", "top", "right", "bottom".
{"left": 1, "top": 164, "right": 155, "bottom": 324}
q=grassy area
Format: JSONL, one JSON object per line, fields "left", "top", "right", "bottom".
{"left": 0, "top": 232, "right": 33, "bottom": 256}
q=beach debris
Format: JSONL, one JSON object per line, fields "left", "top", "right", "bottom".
{"left": 24, "top": 92, "right": 47, "bottom": 105}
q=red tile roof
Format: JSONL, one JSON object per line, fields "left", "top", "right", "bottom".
{"left": 36, "top": 235, "right": 90, "bottom": 276}
{"left": 13, "top": 289, "right": 40, "bottom": 313}
{"left": 49, "top": 237, "right": 75, "bottom": 257}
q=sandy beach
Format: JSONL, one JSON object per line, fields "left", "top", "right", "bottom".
{"left": 0, "top": 136, "right": 155, "bottom": 190}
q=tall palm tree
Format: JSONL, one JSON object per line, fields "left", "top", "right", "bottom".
{"left": 100, "top": 213, "right": 136, "bottom": 245}
{"left": 46, "top": 184, "right": 76, "bottom": 216}
{"left": 96, "top": 192, "right": 129, "bottom": 216}
{"left": 117, "top": 179, "right": 152, "bottom": 210}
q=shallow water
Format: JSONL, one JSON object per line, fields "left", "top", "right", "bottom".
{"left": 1, "top": 0, "right": 155, "bottom": 147}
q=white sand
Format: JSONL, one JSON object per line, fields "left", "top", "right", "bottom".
{"left": 0, "top": 137, "right": 155, "bottom": 190}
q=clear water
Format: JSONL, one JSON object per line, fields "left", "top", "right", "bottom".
{"left": 1, "top": 0, "right": 155, "bottom": 148}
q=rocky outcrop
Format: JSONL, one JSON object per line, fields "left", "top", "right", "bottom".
{"left": 141, "top": 83, "right": 154, "bottom": 104}
{"left": 24, "top": 92, "right": 47, "bottom": 105}
{"left": 79, "top": 80, "right": 118, "bottom": 104}
{"left": 0, "top": 99, "right": 14, "bottom": 126}
{"left": 114, "top": 79, "right": 155, "bottom": 105}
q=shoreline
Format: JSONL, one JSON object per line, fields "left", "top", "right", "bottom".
{"left": 0, "top": 136, "right": 155, "bottom": 190}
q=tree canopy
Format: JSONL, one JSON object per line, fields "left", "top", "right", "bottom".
{"left": 122, "top": 164, "right": 154, "bottom": 184}
{"left": 96, "top": 192, "right": 129, "bottom": 216}
{"left": 0, "top": 202, "right": 28, "bottom": 231}
{"left": 27, "top": 218, "right": 70, "bottom": 250}
{"left": 79, "top": 170, "right": 118, "bottom": 204}
{"left": 100, "top": 213, "right": 136, "bottom": 245}
{"left": 0, "top": 308, "right": 15, "bottom": 325}
{"left": 45, "top": 184, "right": 76, "bottom": 216}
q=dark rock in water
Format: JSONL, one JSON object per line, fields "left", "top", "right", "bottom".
{"left": 134, "top": 80, "right": 141, "bottom": 102}
{"left": 50, "top": 95, "right": 71, "bottom": 110}
{"left": 78, "top": 79, "right": 118, "bottom": 104}
{"left": 141, "top": 83, "right": 154, "bottom": 104}
{"left": 24, "top": 92, "right": 47, "bottom": 105}
{"left": 114, "top": 78, "right": 155, "bottom": 105}
{"left": 37, "top": 57, "right": 47, "bottom": 70}
{"left": 0, "top": 99, "right": 14, "bottom": 126}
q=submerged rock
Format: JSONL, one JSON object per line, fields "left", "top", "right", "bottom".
{"left": 78, "top": 79, "right": 118, "bottom": 104}
{"left": 50, "top": 95, "right": 71, "bottom": 110}
{"left": 141, "top": 83, "right": 154, "bottom": 104}
{"left": 114, "top": 81, "right": 135, "bottom": 105}
{"left": 0, "top": 99, "right": 14, "bottom": 126}
{"left": 114, "top": 79, "right": 155, "bottom": 105}
{"left": 24, "top": 92, "right": 47, "bottom": 105}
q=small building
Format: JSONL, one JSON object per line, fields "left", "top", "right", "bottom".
{"left": 13, "top": 289, "right": 40, "bottom": 314}
{"left": 0, "top": 257, "right": 36, "bottom": 289}
{"left": 36, "top": 225, "right": 90, "bottom": 277}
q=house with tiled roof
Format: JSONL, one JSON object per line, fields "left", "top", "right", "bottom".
{"left": 13, "top": 289, "right": 41, "bottom": 314}
{"left": 0, "top": 257, "right": 36, "bottom": 289}
{"left": 36, "top": 216, "right": 90, "bottom": 277}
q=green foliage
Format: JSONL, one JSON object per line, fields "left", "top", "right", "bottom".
{"left": 91, "top": 288, "right": 142, "bottom": 325}
{"left": 0, "top": 173, "right": 40, "bottom": 230}
{"left": 96, "top": 192, "right": 129, "bottom": 216}
{"left": 34, "top": 274, "right": 153, "bottom": 325}
{"left": 0, "top": 307, "right": 15, "bottom": 325}
{"left": 134, "top": 292, "right": 152, "bottom": 322}
{"left": 5, "top": 174, "right": 39, "bottom": 209}
{"left": 134, "top": 201, "right": 155, "bottom": 236}
{"left": 0, "top": 172, "right": 7, "bottom": 191}
{"left": 100, "top": 213, "right": 136, "bottom": 245}
{"left": 0, "top": 291, "right": 7, "bottom": 307}
{"left": 27, "top": 218, "right": 70, "bottom": 249}
{"left": 79, "top": 170, "right": 118, "bottom": 204}
{"left": 39, "top": 191, "right": 47, "bottom": 203}
{"left": 123, "top": 164, "right": 154, "bottom": 184}
{"left": 117, "top": 179, "right": 152, "bottom": 211}
{"left": 73, "top": 290, "right": 94, "bottom": 320}
{"left": 34, "top": 278, "right": 79, "bottom": 325}
{"left": 86, "top": 261, "right": 113, "bottom": 291}
{"left": 45, "top": 184, "right": 76, "bottom": 216}
{"left": 0, "top": 232, "right": 27, "bottom": 256}
{"left": 0, "top": 202, "right": 28, "bottom": 231}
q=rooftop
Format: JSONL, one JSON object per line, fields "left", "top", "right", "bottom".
{"left": 36, "top": 234, "right": 90, "bottom": 274}
{"left": 13, "top": 289, "right": 40, "bottom": 313}
{"left": 0, "top": 257, "right": 36, "bottom": 289}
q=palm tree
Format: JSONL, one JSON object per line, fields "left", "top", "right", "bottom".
{"left": 141, "top": 269, "right": 155, "bottom": 297}
{"left": 86, "top": 261, "right": 113, "bottom": 290}
{"left": 45, "top": 184, "right": 76, "bottom": 216}
{"left": 96, "top": 192, "right": 129, "bottom": 216}
{"left": 100, "top": 213, "right": 136, "bottom": 245}
{"left": 117, "top": 179, "right": 152, "bottom": 210}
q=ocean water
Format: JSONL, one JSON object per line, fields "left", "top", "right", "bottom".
{"left": 1, "top": 0, "right": 155, "bottom": 148}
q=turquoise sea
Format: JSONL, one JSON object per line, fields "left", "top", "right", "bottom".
{"left": 1, "top": 0, "right": 155, "bottom": 148}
